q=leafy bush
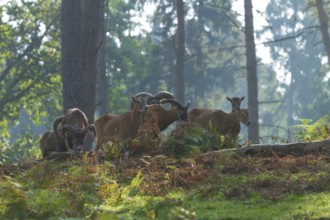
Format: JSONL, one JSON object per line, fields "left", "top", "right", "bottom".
{"left": 161, "top": 123, "right": 239, "bottom": 158}
{"left": 0, "top": 130, "right": 40, "bottom": 164}
{"left": 0, "top": 161, "right": 102, "bottom": 219}
{"left": 291, "top": 115, "right": 330, "bottom": 141}
{"left": 104, "top": 142, "right": 123, "bottom": 160}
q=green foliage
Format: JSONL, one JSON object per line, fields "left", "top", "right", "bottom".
{"left": 0, "top": 0, "right": 62, "bottom": 124}
{"left": 168, "top": 207, "right": 196, "bottom": 220}
{"left": 0, "top": 131, "right": 40, "bottom": 164}
{"left": 150, "top": 1, "right": 245, "bottom": 102}
{"left": 98, "top": 169, "right": 144, "bottom": 209}
{"left": 0, "top": 177, "right": 29, "bottom": 219}
{"left": 104, "top": 142, "right": 123, "bottom": 160}
{"left": 0, "top": 161, "right": 102, "bottom": 219}
{"left": 261, "top": 0, "right": 330, "bottom": 129}
{"left": 129, "top": 170, "right": 144, "bottom": 196}
{"left": 0, "top": 176, "right": 70, "bottom": 219}
{"left": 104, "top": 0, "right": 153, "bottom": 112}
{"left": 180, "top": 192, "right": 330, "bottom": 220}
{"left": 1, "top": 152, "right": 330, "bottom": 219}
{"left": 208, "top": 121, "right": 240, "bottom": 149}
{"left": 28, "top": 189, "right": 69, "bottom": 219}
{"left": 161, "top": 124, "right": 239, "bottom": 158}
{"left": 161, "top": 134, "right": 201, "bottom": 159}
{"left": 0, "top": 0, "right": 62, "bottom": 164}
{"left": 291, "top": 115, "right": 330, "bottom": 141}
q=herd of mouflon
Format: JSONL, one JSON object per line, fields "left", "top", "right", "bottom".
{"left": 40, "top": 91, "right": 250, "bottom": 163}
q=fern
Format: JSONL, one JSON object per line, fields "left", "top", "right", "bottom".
{"left": 161, "top": 123, "right": 239, "bottom": 158}
{"left": 128, "top": 170, "right": 144, "bottom": 196}
{"left": 291, "top": 115, "right": 330, "bottom": 141}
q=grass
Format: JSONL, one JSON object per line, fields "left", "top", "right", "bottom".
{"left": 182, "top": 192, "right": 330, "bottom": 220}
{"left": 1, "top": 151, "right": 330, "bottom": 219}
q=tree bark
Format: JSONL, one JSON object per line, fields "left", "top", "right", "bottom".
{"left": 81, "top": 0, "right": 100, "bottom": 122}
{"left": 97, "top": 0, "right": 108, "bottom": 116}
{"left": 201, "top": 139, "right": 330, "bottom": 159}
{"left": 316, "top": 0, "right": 330, "bottom": 66}
{"left": 61, "top": 0, "right": 84, "bottom": 111}
{"left": 244, "top": 0, "right": 259, "bottom": 143}
{"left": 175, "top": 0, "right": 185, "bottom": 103}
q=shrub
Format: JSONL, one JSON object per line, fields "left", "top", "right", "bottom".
{"left": 161, "top": 123, "right": 239, "bottom": 158}
{"left": 0, "top": 130, "right": 40, "bottom": 164}
{"left": 291, "top": 115, "right": 330, "bottom": 141}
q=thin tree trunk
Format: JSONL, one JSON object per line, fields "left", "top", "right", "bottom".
{"left": 81, "top": 0, "right": 100, "bottom": 122}
{"left": 149, "top": 48, "right": 161, "bottom": 93}
{"left": 316, "top": 0, "right": 330, "bottom": 66}
{"left": 195, "top": 0, "right": 204, "bottom": 99}
{"left": 287, "top": 78, "right": 295, "bottom": 127}
{"left": 97, "top": 0, "right": 108, "bottom": 116}
{"left": 61, "top": 0, "right": 83, "bottom": 112}
{"left": 175, "top": 0, "right": 185, "bottom": 103}
{"left": 244, "top": 0, "right": 259, "bottom": 143}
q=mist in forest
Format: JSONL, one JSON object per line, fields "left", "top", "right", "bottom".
{"left": 0, "top": 0, "right": 329, "bottom": 154}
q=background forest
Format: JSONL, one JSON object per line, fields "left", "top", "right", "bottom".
{"left": 0, "top": 0, "right": 329, "bottom": 163}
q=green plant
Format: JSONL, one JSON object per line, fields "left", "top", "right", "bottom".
{"left": 0, "top": 130, "right": 40, "bottom": 164}
{"left": 168, "top": 207, "right": 196, "bottom": 220}
{"left": 161, "top": 124, "right": 239, "bottom": 158}
{"left": 291, "top": 115, "right": 330, "bottom": 141}
{"left": 0, "top": 177, "right": 28, "bottom": 219}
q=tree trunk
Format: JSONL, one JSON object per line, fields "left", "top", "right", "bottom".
{"left": 81, "top": 0, "right": 100, "bottom": 122}
{"left": 287, "top": 78, "right": 295, "bottom": 127}
{"left": 61, "top": 0, "right": 84, "bottom": 112}
{"left": 316, "top": 0, "right": 330, "bottom": 66}
{"left": 175, "top": 0, "right": 185, "bottom": 103}
{"left": 244, "top": 0, "right": 259, "bottom": 143}
{"left": 200, "top": 139, "right": 330, "bottom": 159}
{"left": 97, "top": 0, "right": 108, "bottom": 116}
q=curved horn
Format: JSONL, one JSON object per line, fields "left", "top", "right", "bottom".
{"left": 62, "top": 124, "right": 79, "bottom": 136}
{"left": 81, "top": 124, "right": 96, "bottom": 137}
{"left": 87, "top": 124, "right": 96, "bottom": 138}
{"left": 134, "top": 92, "right": 153, "bottom": 99}
{"left": 154, "top": 91, "right": 174, "bottom": 100}
{"left": 53, "top": 116, "right": 64, "bottom": 139}
{"left": 132, "top": 92, "right": 155, "bottom": 108}
{"left": 160, "top": 99, "right": 184, "bottom": 110}
{"left": 161, "top": 99, "right": 191, "bottom": 122}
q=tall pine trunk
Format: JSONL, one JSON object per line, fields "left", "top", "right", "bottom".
{"left": 175, "top": 0, "right": 185, "bottom": 103}
{"left": 61, "top": 0, "right": 83, "bottom": 112}
{"left": 244, "top": 0, "right": 259, "bottom": 143}
{"left": 316, "top": 0, "right": 330, "bottom": 66}
{"left": 81, "top": 0, "right": 100, "bottom": 122}
{"left": 97, "top": 0, "right": 108, "bottom": 116}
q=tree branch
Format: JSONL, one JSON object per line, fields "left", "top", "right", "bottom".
{"left": 259, "top": 100, "right": 284, "bottom": 104}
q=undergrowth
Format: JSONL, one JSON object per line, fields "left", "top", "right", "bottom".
{"left": 1, "top": 152, "right": 330, "bottom": 219}
{"left": 291, "top": 114, "right": 330, "bottom": 141}
{"left": 1, "top": 116, "right": 330, "bottom": 219}
{"left": 161, "top": 123, "right": 239, "bottom": 158}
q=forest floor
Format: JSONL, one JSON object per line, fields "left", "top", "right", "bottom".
{"left": 1, "top": 148, "right": 330, "bottom": 219}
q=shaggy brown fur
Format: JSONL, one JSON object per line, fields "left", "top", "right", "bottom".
{"left": 94, "top": 97, "right": 148, "bottom": 163}
{"left": 188, "top": 108, "right": 250, "bottom": 139}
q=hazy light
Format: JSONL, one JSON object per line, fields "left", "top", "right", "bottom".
{"left": 232, "top": 0, "right": 291, "bottom": 84}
